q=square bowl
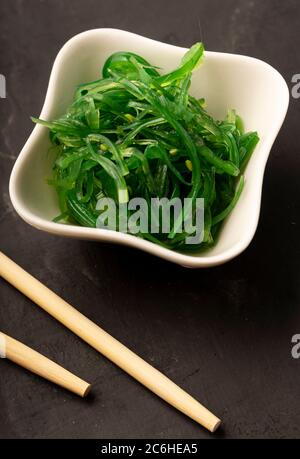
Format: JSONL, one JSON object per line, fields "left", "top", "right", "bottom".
{"left": 9, "top": 29, "right": 289, "bottom": 268}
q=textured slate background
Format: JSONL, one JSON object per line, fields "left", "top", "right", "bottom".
{"left": 0, "top": 0, "right": 300, "bottom": 439}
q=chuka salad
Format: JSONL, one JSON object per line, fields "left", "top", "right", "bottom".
{"left": 32, "top": 43, "right": 259, "bottom": 251}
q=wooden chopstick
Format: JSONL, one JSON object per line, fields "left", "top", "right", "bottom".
{"left": 0, "top": 331, "right": 91, "bottom": 397}
{"left": 0, "top": 251, "right": 221, "bottom": 432}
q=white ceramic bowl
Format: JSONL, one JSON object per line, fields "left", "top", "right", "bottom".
{"left": 9, "top": 29, "right": 289, "bottom": 268}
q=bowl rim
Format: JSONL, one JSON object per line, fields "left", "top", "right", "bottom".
{"left": 9, "top": 28, "right": 290, "bottom": 268}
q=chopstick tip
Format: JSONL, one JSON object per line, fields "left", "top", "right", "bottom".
{"left": 210, "top": 418, "right": 221, "bottom": 433}
{"left": 82, "top": 383, "right": 92, "bottom": 398}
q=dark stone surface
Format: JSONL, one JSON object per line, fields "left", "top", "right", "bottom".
{"left": 0, "top": 0, "right": 299, "bottom": 439}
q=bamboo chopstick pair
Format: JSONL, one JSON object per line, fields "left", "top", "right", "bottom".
{"left": 0, "top": 251, "right": 221, "bottom": 433}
